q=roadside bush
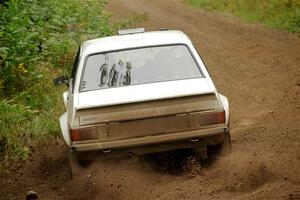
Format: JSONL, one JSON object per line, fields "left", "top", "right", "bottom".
{"left": 185, "top": 0, "right": 300, "bottom": 33}
{"left": 0, "top": 0, "right": 112, "bottom": 95}
{"left": 0, "top": 0, "right": 147, "bottom": 172}
{"left": 0, "top": 99, "right": 32, "bottom": 162}
{"left": 0, "top": 68, "right": 66, "bottom": 172}
{"left": 0, "top": 0, "right": 113, "bottom": 171}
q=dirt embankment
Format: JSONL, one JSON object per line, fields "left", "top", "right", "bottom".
{"left": 1, "top": 0, "right": 300, "bottom": 199}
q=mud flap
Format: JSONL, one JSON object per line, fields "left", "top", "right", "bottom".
{"left": 220, "top": 132, "right": 231, "bottom": 156}
{"left": 68, "top": 150, "right": 86, "bottom": 179}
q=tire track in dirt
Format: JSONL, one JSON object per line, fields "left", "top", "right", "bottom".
{"left": 1, "top": 0, "right": 299, "bottom": 199}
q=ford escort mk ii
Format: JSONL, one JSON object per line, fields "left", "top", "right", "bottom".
{"left": 54, "top": 28, "right": 231, "bottom": 172}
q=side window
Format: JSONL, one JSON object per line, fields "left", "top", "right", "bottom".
{"left": 71, "top": 47, "right": 81, "bottom": 93}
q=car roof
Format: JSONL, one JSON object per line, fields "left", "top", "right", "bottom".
{"left": 81, "top": 30, "right": 193, "bottom": 54}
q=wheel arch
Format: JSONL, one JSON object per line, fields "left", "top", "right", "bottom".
{"left": 60, "top": 112, "right": 71, "bottom": 147}
{"left": 218, "top": 93, "right": 229, "bottom": 126}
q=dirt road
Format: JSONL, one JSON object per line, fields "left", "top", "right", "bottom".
{"left": 1, "top": 0, "right": 299, "bottom": 199}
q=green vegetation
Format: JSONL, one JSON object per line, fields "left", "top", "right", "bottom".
{"left": 0, "top": 0, "right": 112, "bottom": 171}
{"left": 0, "top": 0, "right": 112, "bottom": 95}
{"left": 0, "top": 0, "right": 146, "bottom": 172}
{"left": 185, "top": 0, "right": 300, "bottom": 33}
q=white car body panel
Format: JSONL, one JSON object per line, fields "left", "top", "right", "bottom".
{"left": 77, "top": 78, "right": 214, "bottom": 109}
{"left": 63, "top": 91, "right": 68, "bottom": 109}
{"left": 219, "top": 94, "right": 229, "bottom": 125}
{"left": 74, "top": 31, "right": 215, "bottom": 99}
{"left": 70, "top": 31, "right": 217, "bottom": 117}
{"left": 59, "top": 112, "right": 70, "bottom": 146}
{"left": 58, "top": 29, "right": 230, "bottom": 149}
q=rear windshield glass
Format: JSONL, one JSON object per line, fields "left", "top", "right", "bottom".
{"left": 79, "top": 45, "right": 203, "bottom": 92}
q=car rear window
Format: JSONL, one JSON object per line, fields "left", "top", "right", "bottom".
{"left": 79, "top": 45, "right": 203, "bottom": 92}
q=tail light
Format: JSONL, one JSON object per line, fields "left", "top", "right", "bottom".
{"left": 70, "top": 127, "right": 98, "bottom": 141}
{"left": 198, "top": 111, "right": 225, "bottom": 126}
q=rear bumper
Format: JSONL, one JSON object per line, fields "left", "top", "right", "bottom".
{"left": 71, "top": 126, "right": 228, "bottom": 152}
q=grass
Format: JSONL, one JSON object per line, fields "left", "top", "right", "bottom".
{"left": 185, "top": 0, "right": 300, "bottom": 33}
{"left": 0, "top": 0, "right": 147, "bottom": 173}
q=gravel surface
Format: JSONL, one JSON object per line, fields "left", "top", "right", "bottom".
{"left": 1, "top": 0, "right": 299, "bottom": 199}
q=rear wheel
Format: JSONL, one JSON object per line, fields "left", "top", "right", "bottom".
{"left": 193, "top": 145, "right": 208, "bottom": 160}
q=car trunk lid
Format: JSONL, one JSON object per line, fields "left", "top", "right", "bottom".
{"left": 76, "top": 78, "right": 215, "bottom": 109}
{"left": 75, "top": 93, "right": 222, "bottom": 142}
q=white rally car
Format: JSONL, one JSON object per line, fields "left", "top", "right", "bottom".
{"left": 54, "top": 28, "right": 230, "bottom": 174}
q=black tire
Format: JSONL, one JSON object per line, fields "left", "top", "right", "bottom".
{"left": 193, "top": 145, "right": 208, "bottom": 160}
